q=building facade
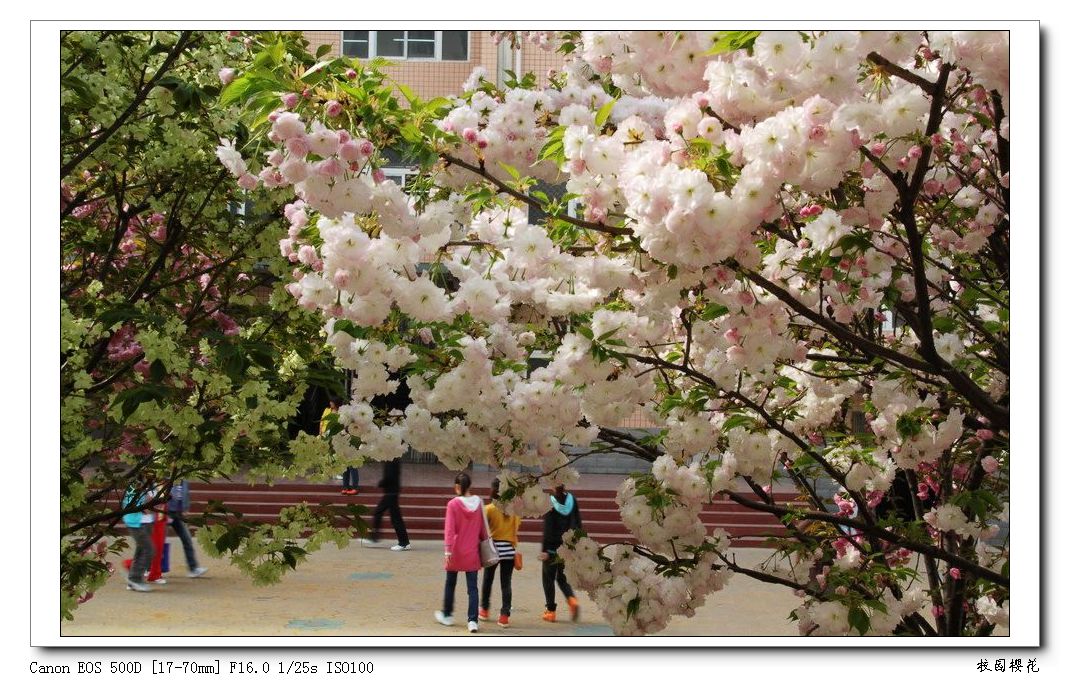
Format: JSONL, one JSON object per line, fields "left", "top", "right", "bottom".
{"left": 303, "top": 30, "right": 565, "bottom": 100}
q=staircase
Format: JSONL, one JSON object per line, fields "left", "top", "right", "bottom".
{"left": 179, "top": 481, "right": 795, "bottom": 549}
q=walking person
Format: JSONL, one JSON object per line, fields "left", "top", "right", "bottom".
{"left": 167, "top": 479, "right": 208, "bottom": 578}
{"left": 540, "top": 484, "right": 582, "bottom": 622}
{"left": 362, "top": 457, "right": 411, "bottom": 551}
{"left": 480, "top": 478, "right": 521, "bottom": 628}
{"left": 434, "top": 472, "right": 487, "bottom": 633}
{"left": 146, "top": 506, "right": 169, "bottom": 584}
{"left": 322, "top": 398, "right": 359, "bottom": 494}
{"left": 121, "top": 478, "right": 157, "bottom": 593}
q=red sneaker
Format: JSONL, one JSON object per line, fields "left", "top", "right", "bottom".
{"left": 567, "top": 596, "right": 580, "bottom": 622}
{"left": 497, "top": 614, "right": 510, "bottom": 628}
{"left": 478, "top": 608, "right": 490, "bottom": 620}
{"left": 541, "top": 610, "right": 556, "bottom": 623}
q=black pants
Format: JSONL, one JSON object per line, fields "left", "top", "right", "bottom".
{"left": 480, "top": 558, "right": 515, "bottom": 616}
{"left": 342, "top": 467, "right": 359, "bottom": 489}
{"left": 541, "top": 557, "right": 574, "bottom": 611}
{"left": 370, "top": 493, "right": 409, "bottom": 546}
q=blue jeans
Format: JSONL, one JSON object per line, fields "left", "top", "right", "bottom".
{"left": 443, "top": 570, "right": 479, "bottom": 622}
{"left": 168, "top": 512, "right": 199, "bottom": 570}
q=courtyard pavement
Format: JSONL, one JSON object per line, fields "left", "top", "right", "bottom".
{"left": 61, "top": 536, "right": 801, "bottom": 639}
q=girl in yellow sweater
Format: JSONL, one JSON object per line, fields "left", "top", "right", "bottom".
{"left": 479, "top": 478, "right": 521, "bottom": 628}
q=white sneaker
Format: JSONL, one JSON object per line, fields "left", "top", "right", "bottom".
{"left": 126, "top": 580, "right": 152, "bottom": 592}
{"left": 468, "top": 621, "right": 479, "bottom": 633}
{"left": 390, "top": 544, "right": 411, "bottom": 551}
{"left": 188, "top": 567, "right": 208, "bottom": 578}
{"left": 153, "top": 577, "right": 167, "bottom": 585}
{"left": 434, "top": 611, "right": 454, "bottom": 626}
{"left": 360, "top": 538, "right": 380, "bottom": 547}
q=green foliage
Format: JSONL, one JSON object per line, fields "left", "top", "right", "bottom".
{"left": 704, "top": 31, "right": 762, "bottom": 56}
{"left": 59, "top": 30, "right": 348, "bottom": 617}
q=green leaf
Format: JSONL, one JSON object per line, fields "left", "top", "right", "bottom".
{"left": 498, "top": 161, "right": 520, "bottom": 181}
{"left": 149, "top": 360, "right": 166, "bottom": 383}
{"left": 722, "top": 414, "right": 754, "bottom": 432}
{"left": 396, "top": 81, "right": 419, "bottom": 106}
{"left": 702, "top": 303, "right": 730, "bottom": 320}
{"left": 332, "top": 319, "right": 364, "bottom": 338}
{"left": 704, "top": 31, "right": 762, "bottom": 56}
{"left": 932, "top": 316, "right": 956, "bottom": 334}
{"left": 98, "top": 304, "right": 141, "bottom": 328}
{"left": 154, "top": 75, "right": 184, "bottom": 92}
{"left": 316, "top": 43, "right": 332, "bottom": 58}
{"left": 114, "top": 384, "right": 168, "bottom": 419}
{"left": 595, "top": 99, "right": 616, "bottom": 129}
{"left": 848, "top": 606, "right": 871, "bottom": 635}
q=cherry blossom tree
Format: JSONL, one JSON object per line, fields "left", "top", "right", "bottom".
{"left": 222, "top": 30, "right": 1010, "bottom": 636}
{"left": 60, "top": 31, "right": 364, "bottom": 618}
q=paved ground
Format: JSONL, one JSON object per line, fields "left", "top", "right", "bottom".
{"left": 62, "top": 537, "right": 801, "bottom": 638}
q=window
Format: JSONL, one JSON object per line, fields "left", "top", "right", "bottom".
{"left": 341, "top": 30, "right": 369, "bottom": 58}
{"left": 337, "top": 30, "right": 469, "bottom": 61}
{"left": 381, "top": 166, "right": 418, "bottom": 191}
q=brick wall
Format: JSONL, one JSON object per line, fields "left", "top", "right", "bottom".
{"left": 517, "top": 43, "right": 568, "bottom": 87}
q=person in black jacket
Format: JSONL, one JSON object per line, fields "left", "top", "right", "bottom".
{"left": 362, "top": 457, "right": 411, "bottom": 551}
{"left": 539, "top": 484, "right": 581, "bottom": 622}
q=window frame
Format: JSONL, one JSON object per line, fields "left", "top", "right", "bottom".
{"left": 340, "top": 30, "right": 370, "bottom": 58}
{"left": 336, "top": 30, "right": 470, "bottom": 62}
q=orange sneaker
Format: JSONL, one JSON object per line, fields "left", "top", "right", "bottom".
{"left": 478, "top": 608, "right": 490, "bottom": 620}
{"left": 567, "top": 596, "right": 580, "bottom": 622}
{"left": 497, "top": 614, "right": 510, "bottom": 628}
{"left": 541, "top": 610, "right": 556, "bottom": 622}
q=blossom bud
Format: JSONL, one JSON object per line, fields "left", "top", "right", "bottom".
{"left": 286, "top": 135, "right": 311, "bottom": 158}
{"left": 908, "top": 145, "right": 923, "bottom": 159}
{"left": 870, "top": 142, "right": 887, "bottom": 156}
{"left": 325, "top": 100, "right": 343, "bottom": 117}
{"left": 281, "top": 92, "right": 299, "bottom": 109}
{"left": 976, "top": 428, "right": 994, "bottom": 441}
{"left": 346, "top": 69, "right": 357, "bottom": 79}
{"left": 339, "top": 140, "right": 362, "bottom": 162}
{"left": 218, "top": 67, "right": 236, "bottom": 85}
{"left": 237, "top": 172, "right": 258, "bottom": 190}
{"left": 981, "top": 456, "right": 999, "bottom": 473}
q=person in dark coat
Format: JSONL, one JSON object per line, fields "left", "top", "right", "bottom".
{"left": 539, "top": 484, "right": 582, "bottom": 622}
{"left": 167, "top": 479, "right": 207, "bottom": 578}
{"left": 362, "top": 457, "right": 411, "bottom": 551}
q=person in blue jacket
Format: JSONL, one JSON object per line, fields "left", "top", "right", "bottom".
{"left": 121, "top": 480, "right": 157, "bottom": 592}
{"left": 167, "top": 480, "right": 207, "bottom": 578}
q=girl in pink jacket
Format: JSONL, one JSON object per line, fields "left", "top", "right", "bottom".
{"left": 434, "top": 472, "right": 487, "bottom": 633}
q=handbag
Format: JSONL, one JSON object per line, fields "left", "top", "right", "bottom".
{"left": 513, "top": 551, "right": 523, "bottom": 571}
{"left": 478, "top": 499, "right": 500, "bottom": 568}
